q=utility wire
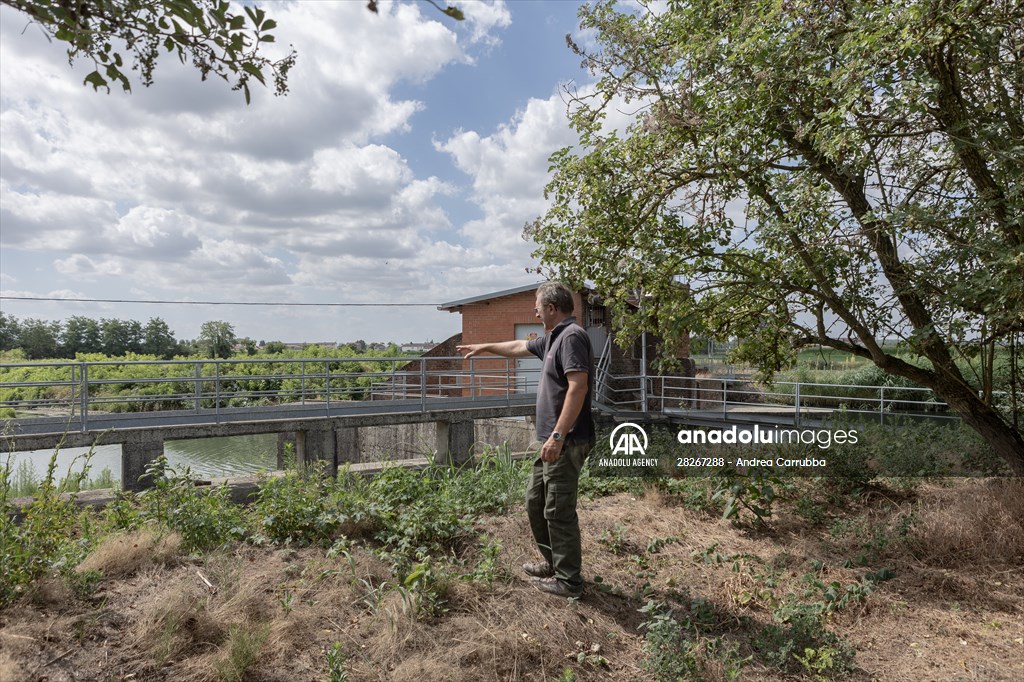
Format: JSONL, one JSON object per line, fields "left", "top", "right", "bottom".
{"left": 0, "top": 295, "right": 439, "bottom": 307}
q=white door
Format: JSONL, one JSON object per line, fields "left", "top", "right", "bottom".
{"left": 514, "top": 324, "right": 544, "bottom": 393}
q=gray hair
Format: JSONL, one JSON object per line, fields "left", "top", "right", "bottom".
{"left": 537, "top": 282, "right": 575, "bottom": 314}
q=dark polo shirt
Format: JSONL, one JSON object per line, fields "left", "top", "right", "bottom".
{"left": 526, "top": 316, "right": 595, "bottom": 445}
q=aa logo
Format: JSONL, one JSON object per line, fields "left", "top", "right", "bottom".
{"left": 609, "top": 423, "right": 649, "bottom": 457}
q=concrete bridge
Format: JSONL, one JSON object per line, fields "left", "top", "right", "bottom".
{"left": 0, "top": 356, "right": 544, "bottom": 489}
{"left": 2, "top": 397, "right": 535, "bottom": 489}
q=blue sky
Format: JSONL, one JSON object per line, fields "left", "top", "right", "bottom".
{"left": 0, "top": 0, "right": 599, "bottom": 345}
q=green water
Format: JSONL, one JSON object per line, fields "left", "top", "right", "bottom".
{"left": 6, "top": 434, "right": 278, "bottom": 488}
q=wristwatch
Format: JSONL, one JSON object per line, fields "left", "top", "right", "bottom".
{"left": 551, "top": 431, "right": 563, "bottom": 442}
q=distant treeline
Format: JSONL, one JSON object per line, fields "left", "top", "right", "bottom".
{"left": 0, "top": 312, "right": 398, "bottom": 361}
{"left": 0, "top": 312, "right": 187, "bottom": 359}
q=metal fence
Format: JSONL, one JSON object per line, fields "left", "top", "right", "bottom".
{"left": 0, "top": 357, "right": 541, "bottom": 431}
{"left": 596, "top": 373, "right": 968, "bottom": 425}
{"left": 2, "top": 357, "right": 991, "bottom": 431}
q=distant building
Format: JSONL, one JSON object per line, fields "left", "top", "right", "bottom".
{"left": 281, "top": 342, "right": 338, "bottom": 351}
{"left": 400, "top": 342, "right": 437, "bottom": 353}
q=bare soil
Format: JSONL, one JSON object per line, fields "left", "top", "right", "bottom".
{"left": 1, "top": 479, "right": 1021, "bottom": 682}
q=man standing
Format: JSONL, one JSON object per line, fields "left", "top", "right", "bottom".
{"left": 457, "top": 282, "right": 594, "bottom": 597}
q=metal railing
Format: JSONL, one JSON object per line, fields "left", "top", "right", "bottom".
{"left": 3, "top": 357, "right": 994, "bottom": 431}
{"left": 0, "top": 356, "right": 541, "bottom": 432}
{"left": 596, "top": 373, "right": 970, "bottom": 425}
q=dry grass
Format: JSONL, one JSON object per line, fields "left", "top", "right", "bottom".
{"left": 910, "top": 479, "right": 1024, "bottom": 566}
{"left": 1, "top": 478, "right": 1022, "bottom": 681}
{"left": 75, "top": 528, "right": 182, "bottom": 578}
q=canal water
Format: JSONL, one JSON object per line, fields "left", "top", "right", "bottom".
{"left": 5, "top": 434, "right": 278, "bottom": 487}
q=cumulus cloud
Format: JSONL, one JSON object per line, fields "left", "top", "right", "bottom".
{"left": 461, "top": 1, "right": 513, "bottom": 46}
{"left": 54, "top": 254, "right": 123, "bottom": 279}
{"left": 435, "top": 92, "right": 579, "bottom": 257}
{"left": 0, "top": 0, "right": 589, "bottom": 340}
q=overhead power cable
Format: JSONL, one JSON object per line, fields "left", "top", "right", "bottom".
{"left": 0, "top": 295, "right": 439, "bottom": 307}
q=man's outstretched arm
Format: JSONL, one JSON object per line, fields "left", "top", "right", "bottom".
{"left": 457, "top": 340, "right": 532, "bottom": 358}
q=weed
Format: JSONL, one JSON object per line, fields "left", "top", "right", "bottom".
{"left": 251, "top": 463, "right": 349, "bottom": 546}
{"left": 138, "top": 456, "right": 246, "bottom": 553}
{"left": 646, "top": 535, "right": 681, "bottom": 554}
{"left": 402, "top": 557, "right": 452, "bottom": 618}
{"left": 325, "top": 642, "right": 348, "bottom": 682}
{"left": 597, "top": 524, "right": 629, "bottom": 555}
{"left": 0, "top": 447, "right": 97, "bottom": 605}
{"left": 754, "top": 603, "right": 855, "bottom": 677}
{"left": 638, "top": 600, "right": 748, "bottom": 681}
{"left": 212, "top": 623, "right": 270, "bottom": 682}
{"left": 711, "top": 467, "right": 781, "bottom": 527}
{"left": 66, "top": 568, "right": 104, "bottom": 599}
{"left": 278, "top": 589, "right": 295, "bottom": 614}
{"left": 465, "top": 535, "right": 506, "bottom": 586}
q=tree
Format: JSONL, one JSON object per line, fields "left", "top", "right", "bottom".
{"left": 238, "top": 337, "right": 257, "bottom": 356}
{"left": 0, "top": 312, "right": 21, "bottom": 352}
{"left": 528, "top": 0, "right": 1024, "bottom": 473}
{"left": 2, "top": 0, "right": 296, "bottom": 103}
{"left": 2, "top": 0, "right": 465, "bottom": 102}
{"left": 62, "top": 315, "right": 102, "bottom": 356}
{"left": 199, "top": 320, "right": 235, "bottom": 359}
{"left": 17, "top": 318, "right": 61, "bottom": 359}
{"left": 100, "top": 318, "right": 144, "bottom": 356}
{"left": 142, "top": 317, "right": 180, "bottom": 358}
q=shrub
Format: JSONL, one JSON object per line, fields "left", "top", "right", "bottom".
{"left": 0, "top": 450, "right": 96, "bottom": 605}
{"left": 138, "top": 457, "right": 246, "bottom": 553}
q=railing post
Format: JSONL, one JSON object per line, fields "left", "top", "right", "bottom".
{"left": 215, "top": 361, "right": 221, "bottom": 423}
{"left": 69, "top": 363, "right": 76, "bottom": 421}
{"left": 80, "top": 363, "right": 89, "bottom": 433}
{"left": 722, "top": 377, "right": 727, "bottom": 418}
{"left": 301, "top": 360, "right": 306, "bottom": 405}
{"left": 794, "top": 382, "right": 801, "bottom": 427}
{"left": 469, "top": 357, "right": 476, "bottom": 399}
{"left": 194, "top": 362, "right": 202, "bottom": 413}
{"left": 640, "top": 331, "right": 648, "bottom": 414}
{"left": 420, "top": 357, "right": 427, "bottom": 410}
{"left": 879, "top": 386, "right": 885, "bottom": 426}
{"left": 325, "top": 360, "right": 331, "bottom": 414}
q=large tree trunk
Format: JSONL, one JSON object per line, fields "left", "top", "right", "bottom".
{"left": 931, "top": 377, "right": 1024, "bottom": 476}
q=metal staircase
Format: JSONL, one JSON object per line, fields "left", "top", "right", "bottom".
{"left": 593, "top": 336, "right": 612, "bottom": 408}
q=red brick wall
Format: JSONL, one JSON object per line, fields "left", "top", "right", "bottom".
{"left": 457, "top": 288, "right": 584, "bottom": 396}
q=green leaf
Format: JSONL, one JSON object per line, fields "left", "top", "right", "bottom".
{"left": 442, "top": 5, "right": 465, "bottom": 21}
{"left": 241, "top": 61, "right": 266, "bottom": 85}
{"left": 83, "top": 71, "right": 108, "bottom": 91}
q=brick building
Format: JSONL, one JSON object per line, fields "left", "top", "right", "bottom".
{"left": 437, "top": 283, "right": 695, "bottom": 409}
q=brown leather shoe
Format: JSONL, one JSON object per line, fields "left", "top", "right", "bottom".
{"left": 531, "top": 576, "right": 583, "bottom": 597}
{"left": 522, "top": 561, "right": 554, "bottom": 578}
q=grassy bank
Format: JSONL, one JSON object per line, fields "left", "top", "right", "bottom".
{"left": 1, "top": 439, "right": 1022, "bottom": 681}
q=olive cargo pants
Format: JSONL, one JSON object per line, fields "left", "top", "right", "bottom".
{"left": 525, "top": 442, "right": 591, "bottom": 589}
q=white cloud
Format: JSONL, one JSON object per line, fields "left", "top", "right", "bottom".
{"left": 310, "top": 145, "right": 413, "bottom": 195}
{"left": 461, "top": 1, "right": 513, "bottom": 45}
{"left": 54, "top": 254, "right": 123, "bottom": 279}
{"left": 0, "top": 0, "right": 595, "bottom": 342}
{"left": 435, "top": 91, "right": 578, "bottom": 257}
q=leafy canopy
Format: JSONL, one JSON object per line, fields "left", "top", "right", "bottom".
{"left": 528, "top": 0, "right": 1024, "bottom": 470}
